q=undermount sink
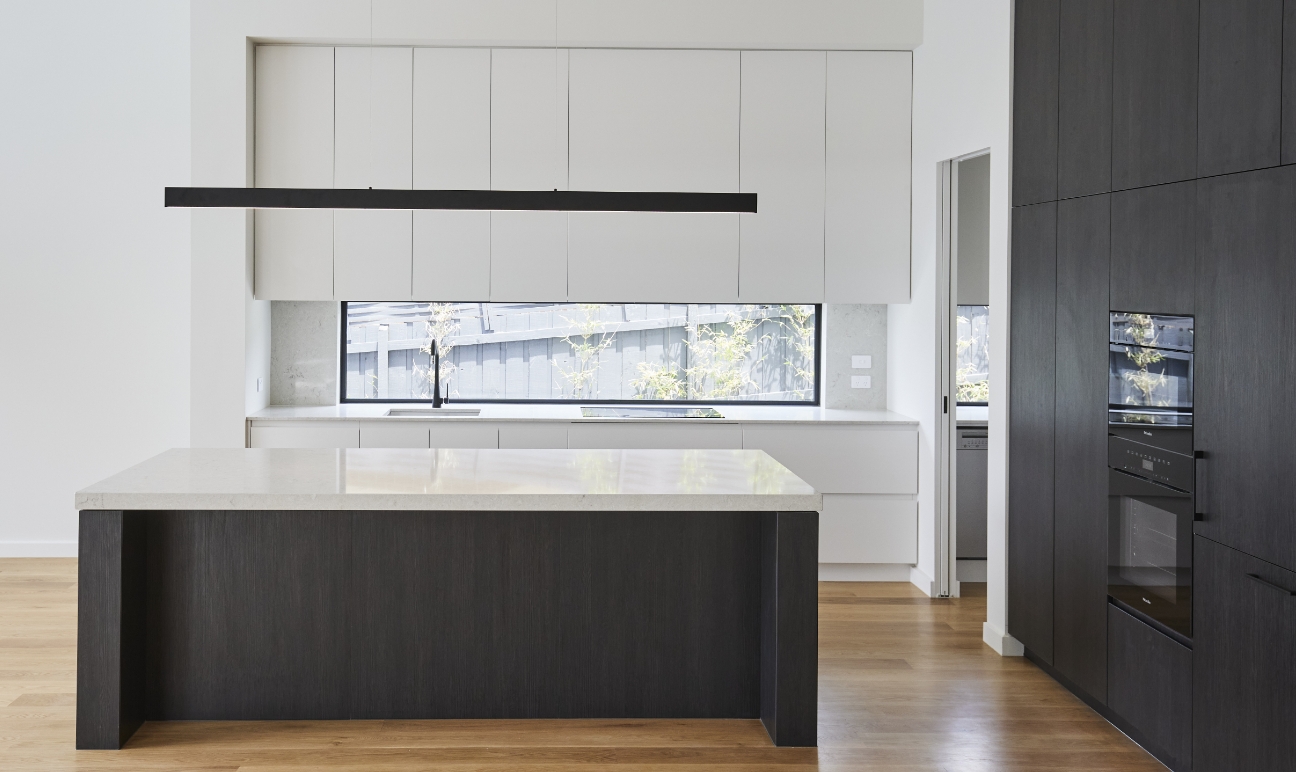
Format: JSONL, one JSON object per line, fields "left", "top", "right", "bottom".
{"left": 385, "top": 408, "right": 482, "bottom": 417}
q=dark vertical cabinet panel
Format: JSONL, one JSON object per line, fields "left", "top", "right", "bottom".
{"left": 1109, "top": 180, "right": 1195, "bottom": 315}
{"left": 1193, "top": 536, "right": 1296, "bottom": 772}
{"left": 1057, "top": 0, "right": 1113, "bottom": 199}
{"left": 1197, "top": 0, "right": 1284, "bottom": 177}
{"left": 1052, "top": 194, "right": 1110, "bottom": 703}
{"left": 1111, "top": 0, "right": 1198, "bottom": 190}
{"left": 1107, "top": 605, "right": 1192, "bottom": 772}
{"left": 1009, "top": 202, "right": 1057, "bottom": 662}
{"left": 1195, "top": 166, "right": 1296, "bottom": 571}
{"left": 1012, "top": 0, "right": 1060, "bottom": 206}
{"left": 1285, "top": 0, "right": 1296, "bottom": 165}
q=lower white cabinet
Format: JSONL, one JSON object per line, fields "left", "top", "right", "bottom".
{"left": 499, "top": 424, "right": 569, "bottom": 449}
{"left": 567, "top": 423, "right": 743, "bottom": 449}
{"left": 249, "top": 421, "right": 359, "bottom": 448}
{"left": 741, "top": 424, "right": 918, "bottom": 494}
{"left": 818, "top": 494, "right": 918, "bottom": 564}
{"left": 428, "top": 424, "right": 499, "bottom": 448}
{"left": 359, "top": 422, "right": 429, "bottom": 448}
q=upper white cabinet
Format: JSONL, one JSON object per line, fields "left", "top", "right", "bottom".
{"left": 739, "top": 51, "right": 827, "bottom": 303}
{"left": 254, "top": 46, "right": 334, "bottom": 300}
{"left": 567, "top": 212, "right": 738, "bottom": 302}
{"left": 413, "top": 48, "right": 492, "bottom": 300}
{"left": 825, "top": 51, "right": 912, "bottom": 303}
{"left": 569, "top": 49, "right": 739, "bottom": 192}
{"left": 335, "top": 47, "right": 412, "bottom": 189}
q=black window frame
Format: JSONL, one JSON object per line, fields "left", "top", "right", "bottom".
{"left": 339, "top": 300, "right": 822, "bottom": 406}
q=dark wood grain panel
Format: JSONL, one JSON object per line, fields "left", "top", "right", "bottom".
{"left": 1194, "top": 166, "right": 1296, "bottom": 571}
{"left": 1197, "top": 0, "right": 1284, "bottom": 177}
{"left": 1009, "top": 201, "right": 1057, "bottom": 662}
{"left": 760, "top": 511, "right": 818, "bottom": 748}
{"left": 1285, "top": 0, "right": 1296, "bottom": 165}
{"left": 75, "top": 511, "right": 146, "bottom": 750}
{"left": 1109, "top": 180, "right": 1195, "bottom": 315}
{"left": 1193, "top": 536, "right": 1296, "bottom": 771}
{"left": 349, "top": 511, "right": 763, "bottom": 721}
{"left": 144, "top": 511, "right": 353, "bottom": 720}
{"left": 1012, "top": 0, "right": 1060, "bottom": 206}
{"left": 1107, "top": 604, "right": 1191, "bottom": 771}
{"left": 1052, "top": 193, "right": 1110, "bottom": 704}
{"left": 1058, "top": 0, "right": 1113, "bottom": 199}
{"left": 1111, "top": 0, "right": 1198, "bottom": 190}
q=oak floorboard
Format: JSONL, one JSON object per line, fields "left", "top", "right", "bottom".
{"left": 0, "top": 560, "right": 1164, "bottom": 771}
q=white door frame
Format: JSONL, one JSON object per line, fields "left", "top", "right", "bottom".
{"left": 935, "top": 149, "right": 991, "bottom": 600}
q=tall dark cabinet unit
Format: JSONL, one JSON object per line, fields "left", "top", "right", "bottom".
{"left": 1012, "top": 1, "right": 1296, "bottom": 769}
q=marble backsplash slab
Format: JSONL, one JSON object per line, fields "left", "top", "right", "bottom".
{"left": 270, "top": 301, "right": 338, "bottom": 406}
{"left": 823, "top": 304, "right": 887, "bottom": 410}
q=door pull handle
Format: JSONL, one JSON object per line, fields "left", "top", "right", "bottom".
{"left": 1193, "top": 451, "right": 1207, "bottom": 520}
{"left": 1246, "top": 573, "right": 1296, "bottom": 597}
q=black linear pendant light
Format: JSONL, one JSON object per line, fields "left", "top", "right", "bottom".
{"left": 164, "top": 187, "right": 757, "bottom": 213}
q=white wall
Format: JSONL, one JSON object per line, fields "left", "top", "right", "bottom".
{"left": 0, "top": 1, "right": 191, "bottom": 555}
{"left": 890, "top": 0, "right": 1015, "bottom": 653}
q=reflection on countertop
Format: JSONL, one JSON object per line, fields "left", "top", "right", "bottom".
{"left": 248, "top": 402, "right": 918, "bottom": 425}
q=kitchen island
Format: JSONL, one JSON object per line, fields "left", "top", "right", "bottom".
{"left": 74, "top": 448, "right": 820, "bottom": 749}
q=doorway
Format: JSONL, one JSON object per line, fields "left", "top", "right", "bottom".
{"left": 936, "top": 151, "right": 991, "bottom": 599}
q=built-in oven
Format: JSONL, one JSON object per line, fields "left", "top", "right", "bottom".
{"left": 1107, "top": 312, "right": 1195, "bottom": 643}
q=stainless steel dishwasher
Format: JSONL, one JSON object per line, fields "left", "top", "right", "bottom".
{"left": 956, "top": 423, "right": 988, "bottom": 560}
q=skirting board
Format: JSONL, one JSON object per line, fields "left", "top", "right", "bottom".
{"left": 983, "top": 622, "right": 1025, "bottom": 657}
{"left": 818, "top": 563, "right": 912, "bottom": 582}
{"left": 0, "top": 541, "right": 78, "bottom": 558}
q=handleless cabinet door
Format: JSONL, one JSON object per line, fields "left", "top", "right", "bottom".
{"left": 1052, "top": 193, "right": 1110, "bottom": 704}
{"left": 1012, "top": 0, "right": 1059, "bottom": 206}
{"left": 1057, "top": 0, "right": 1112, "bottom": 199}
{"left": 567, "top": 212, "right": 738, "bottom": 302}
{"left": 413, "top": 48, "right": 491, "bottom": 301}
{"left": 1194, "top": 536, "right": 1296, "bottom": 772}
{"left": 490, "top": 49, "right": 569, "bottom": 302}
{"left": 1111, "top": 0, "right": 1198, "bottom": 190}
{"left": 1195, "top": 166, "right": 1296, "bottom": 571}
{"left": 334, "top": 47, "right": 413, "bottom": 301}
{"left": 254, "top": 46, "right": 334, "bottom": 300}
{"left": 738, "top": 51, "right": 826, "bottom": 304}
{"left": 1008, "top": 201, "right": 1056, "bottom": 664}
{"left": 1109, "top": 180, "right": 1195, "bottom": 315}
{"left": 1107, "top": 604, "right": 1192, "bottom": 771}
{"left": 1285, "top": 2, "right": 1296, "bottom": 165}
{"left": 824, "top": 51, "right": 912, "bottom": 304}
{"left": 1197, "top": 0, "right": 1283, "bottom": 177}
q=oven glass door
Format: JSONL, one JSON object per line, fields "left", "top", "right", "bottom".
{"left": 1108, "top": 469, "right": 1194, "bottom": 639}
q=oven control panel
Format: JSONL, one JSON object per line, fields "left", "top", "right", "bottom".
{"left": 1108, "top": 435, "right": 1194, "bottom": 492}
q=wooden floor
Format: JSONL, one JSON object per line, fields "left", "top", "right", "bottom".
{"left": 0, "top": 558, "right": 1165, "bottom": 771}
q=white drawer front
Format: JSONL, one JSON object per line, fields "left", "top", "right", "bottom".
{"left": 249, "top": 423, "right": 360, "bottom": 449}
{"left": 818, "top": 494, "right": 917, "bottom": 564}
{"left": 499, "top": 424, "right": 569, "bottom": 449}
{"left": 359, "top": 423, "right": 430, "bottom": 448}
{"left": 567, "top": 423, "right": 743, "bottom": 450}
{"left": 428, "top": 424, "right": 499, "bottom": 449}
{"left": 742, "top": 424, "right": 917, "bottom": 494}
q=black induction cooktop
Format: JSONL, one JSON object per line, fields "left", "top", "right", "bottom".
{"left": 580, "top": 407, "right": 724, "bottom": 419}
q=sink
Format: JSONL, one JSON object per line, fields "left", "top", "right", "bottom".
{"left": 385, "top": 408, "right": 482, "bottom": 417}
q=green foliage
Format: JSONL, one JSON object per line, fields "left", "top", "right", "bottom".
{"left": 417, "top": 302, "right": 461, "bottom": 398}
{"left": 1120, "top": 314, "right": 1168, "bottom": 407}
{"left": 553, "top": 304, "right": 617, "bottom": 399}
{"left": 955, "top": 313, "right": 990, "bottom": 403}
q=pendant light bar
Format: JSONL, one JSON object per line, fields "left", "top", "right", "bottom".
{"left": 165, "top": 187, "right": 757, "bottom": 214}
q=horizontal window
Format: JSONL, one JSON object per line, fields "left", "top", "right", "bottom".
{"left": 343, "top": 302, "right": 819, "bottom": 404}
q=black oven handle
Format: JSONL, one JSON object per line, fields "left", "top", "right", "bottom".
{"left": 1247, "top": 573, "right": 1296, "bottom": 597}
{"left": 1194, "top": 451, "right": 1207, "bottom": 521}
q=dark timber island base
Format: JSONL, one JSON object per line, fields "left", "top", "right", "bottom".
{"left": 77, "top": 509, "right": 818, "bottom": 749}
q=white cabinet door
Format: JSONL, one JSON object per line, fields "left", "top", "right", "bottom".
{"left": 498, "top": 423, "right": 569, "bottom": 449}
{"left": 360, "top": 422, "right": 430, "bottom": 448}
{"left": 739, "top": 51, "right": 826, "bottom": 303}
{"left": 255, "top": 46, "right": 333, "bottom": 189}
{"left": 567, "top": 423, "right": 743, "bottom": 449}
{"left": 335, "top": 47, "right": 412, "bottom": 189}
{"left": 825, "top": 51, "right": 912, "bottom": 303}
{"left": 249, "top": 422, "right": 360, "bottom": 449}
{"left": 413, "top": 48, "right": 491, "bottom": 300}
{"left": 567, "top": 213, "right": 738, "bottom": 302}
{"left": 491, "top": 48, "right": 568, "bottom": 190}
{"left": 334, "top": 210, "right": 412, "bottom": 300}
{"left": 818, "top": 494, "right": 918, "bottom": 564}
{"left": 254, "top": 46, "right": 334, "bottom": 300}
{"left": 742, "top": 424, "right": 918, "bottom": 494}
{"left": 490, "top": 211, "right": 568, "bottom": 302}
{"left": 569, "top": 49, "right": 739, "bottom": 192}
{"left": 255, "top": 210, "right": 334, "bottom": 300}
{"left": 428, "top": 423, "right": 499, "bottom": 448}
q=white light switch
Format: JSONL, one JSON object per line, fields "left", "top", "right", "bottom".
{"left": 256, "top": 377, "right": 263, "bottom": 393}
{"left": 852, "top": 355, "right": 872, "bottom": 369}
{"left": 851, "top": 375, "right": 872, "bottom": 389}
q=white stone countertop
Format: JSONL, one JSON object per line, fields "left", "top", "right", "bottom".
{"left": 248, "top": 403, "right": 918, "bottom": 426}
{"left": 75, "top": 448, "right": 822, "bottom": 512}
